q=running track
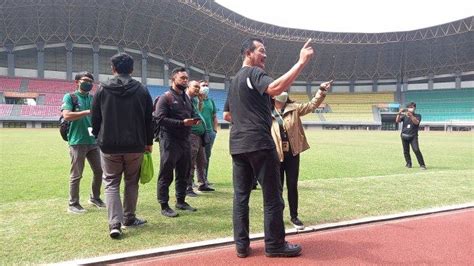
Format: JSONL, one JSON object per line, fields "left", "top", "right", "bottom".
{"left": 113, "top": 209, "right": 473, "bottom": 265}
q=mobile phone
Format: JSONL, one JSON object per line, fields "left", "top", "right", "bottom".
{"left": 192, "top": 117, "right": 202, "bottom": 121}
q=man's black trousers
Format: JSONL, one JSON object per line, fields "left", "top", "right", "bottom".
{"left": 157, "top": 136, "right": 191, "bottom": 205}
{"left": 401, "top": 135, "right": 426, "bottom": 166}
{"left": 231, "top": 148, "right": 286, "bottom": 251}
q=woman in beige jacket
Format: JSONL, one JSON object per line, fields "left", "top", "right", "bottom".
{"left": 271, "top": 81, "right": 332, "bottom": 229}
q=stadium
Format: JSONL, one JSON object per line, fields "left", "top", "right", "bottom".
{"left": 0, "top": 0, "right": 473, "bottom": 264}
{"left": 0, "top": 0, "right": 473, "bottom": 130}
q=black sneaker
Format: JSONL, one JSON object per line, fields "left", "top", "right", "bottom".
{"left": 291, "top": 217, "right": 305, "bottom": 230}
{"left": 420, "top": 165, "right": 427, "bottom": 170}
{"left": 123, "top": 217, "right": 147, "bottom": 228}
{"left": 176, "top": 202, "right": 197, "bottom": 212}
{"left": 198, "top": 185, "right": 215, "bottom": 192}
{"left": 186, "top": 190, "right": 198, "bottom": 197}
{"left": 109, "top": 223, "right": 122, "bottom": 239}
{"left": 265, "top": 242, "right": 302, "bottom": 257}
{"left": 405, "top": 163, "right": 412, "bottom": 168}
{"left": 161, "top": 207, "right": 178, "bottom": 217}
{"left": 88, "top": 198, "right": 106, "bottom": 208}
{"left": 68, "top": 204, "right": 86, "bottom": 214}
{"left": 236, "top": 246, "right": 251, "bottom": 258}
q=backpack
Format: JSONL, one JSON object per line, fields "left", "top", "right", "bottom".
{"left": 152, "top": 91, "right": 173, "bottom": 142}
{"left": 59, "top": 93, "right": 79, "bottom": 141}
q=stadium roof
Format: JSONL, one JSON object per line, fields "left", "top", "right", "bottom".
{"left": 216, "top": 0, "right": 474, "bottom": 33}
{"left": 1, "top": 0, "right": 473, "bottom": 80}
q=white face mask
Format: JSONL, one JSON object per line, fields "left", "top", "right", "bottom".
{"left": 201, "top": 86, "right": 209, "bottom": 96}
{"left": 275, "top": 92, "right": 288, "bottom": 103}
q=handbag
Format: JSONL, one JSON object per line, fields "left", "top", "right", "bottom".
{"left": 401, "top": 133, "right": 414, "bottom": 141}
{"left": 201, "top": 131, "right": 211, "bottom": 147}
{"left": 139, "top": 152, "right": 154, "bottom": 184}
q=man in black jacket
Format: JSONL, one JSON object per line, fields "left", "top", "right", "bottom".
{"left": 91, "top": 53, "right": 153, "bottom": 239}
{"left": 155, "top": 67, "right": 199, "bottom": 217}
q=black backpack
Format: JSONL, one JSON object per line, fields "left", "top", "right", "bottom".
{"left": 152, "top": 91, "right": 172, "bottom": 142}
{"left": 59, "top": 93, "right": 79, "bottom": 141}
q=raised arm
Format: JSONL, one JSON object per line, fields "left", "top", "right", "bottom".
{"left": 395, "top": 109, "right": 404, "bottom": 123}
{"left": 297, "top": 80, "right": 332, "bottom": 116}
{"left": 407, "top": 112, "right": 420, "bottom": 125}
{"left": 265, "top": 39, "right": 314, "bottom": 96}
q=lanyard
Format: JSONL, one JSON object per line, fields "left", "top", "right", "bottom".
{"left": 273, "top": 107, "right": 287, "bottom": 133}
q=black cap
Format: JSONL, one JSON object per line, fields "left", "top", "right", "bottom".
{"left": 74, "top": 71, "right": 94, "bottom": 81}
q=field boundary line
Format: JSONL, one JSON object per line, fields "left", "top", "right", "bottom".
{"left": 298, "top": 169, "right": 474, "bottom": 182}
{"left": 54, "top": 203, "right": 473, "bottom": 265}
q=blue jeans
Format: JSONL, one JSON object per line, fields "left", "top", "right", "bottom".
{"left": 204, "top": 130, "right": 216, "bottom": 182}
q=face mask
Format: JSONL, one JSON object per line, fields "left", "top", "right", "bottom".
{"left": 80, "top": 82, "right": 93, "bottom": 92}
{"left": 407, "top": 108, "right": 415, "bottom": 113}
{"left": 176, "top": 84, "right": 187, "bottom": 91}
{"left": 274, "top": 92, "right": 288, "bottom": 103}
{"left": 201, "top": 86, "right": 209, "bottom": 97}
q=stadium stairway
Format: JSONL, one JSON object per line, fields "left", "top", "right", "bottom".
{"left": 11, "top": 105, "right": 21, "bottom": 116}
{"left": 317, "top": 113, "right": 326, "bottom": 121}
{"left": 20, "top": 79, "right": 29, "bottom": 92}
{"left": 36, "top": 95, "right": 45, "bottom": 105}
{"left": 372, "top": 106, "right": 381, "bottom": 122}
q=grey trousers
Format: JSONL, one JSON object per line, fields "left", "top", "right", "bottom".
{"left": 101, "top": 152, "right": 143, "bottom": 225}
{"left": 189, "top": 133, "right": 207, "bottom": 188}
{"left": 69, "top": 144, "right": 103, "bottom": 206}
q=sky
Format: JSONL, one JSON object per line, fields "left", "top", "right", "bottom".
{"left": 215, "top": 0, "right": 473, "bottom": 33}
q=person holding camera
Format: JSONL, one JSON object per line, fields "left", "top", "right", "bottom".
{"left": 271, "top": 81, "right": 331, "bottom": 230}
{"left": 395, "top": 102, "right": 426, "bottom": 170}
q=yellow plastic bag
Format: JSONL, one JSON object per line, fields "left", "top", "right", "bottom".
{"left": 140, "top": 152, "right": 154, "bottom": 184}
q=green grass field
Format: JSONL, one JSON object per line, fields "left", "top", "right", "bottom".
{"left": 0, "top": 129, "right": 473, "bottom": 264}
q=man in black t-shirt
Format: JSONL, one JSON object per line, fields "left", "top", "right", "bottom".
{"left": 227, "top": 37, "right": 314, "bottom": 258}
{"left": 395, "top": 102, "right": 426, "bottom": 169}
{"left": 223, "top": 98, "right": 258, "bottom": 190}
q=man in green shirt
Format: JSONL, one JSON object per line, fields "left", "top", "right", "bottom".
{"left": 61, "top": 72, "right": 104, "bottom": 214}
{"left": 199, "top": 81, "right": 219, "bottom": 189}
{"left": 186, "top": 80, "right": 213, "bottom": 196}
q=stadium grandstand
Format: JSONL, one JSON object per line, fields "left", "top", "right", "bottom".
{"left": 0, "top": 0, "right": 473, "bottom": 130}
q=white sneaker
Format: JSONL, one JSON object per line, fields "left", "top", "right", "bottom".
{"left": 68, "top": 204, "right": 86, "bottom": 214}
{"left": 291, "top": 217, "right": 305, "bottom": 230}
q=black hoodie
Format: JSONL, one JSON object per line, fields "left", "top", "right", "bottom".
{"left": 91, "top": 75, "right": 153, "bottom": 154}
